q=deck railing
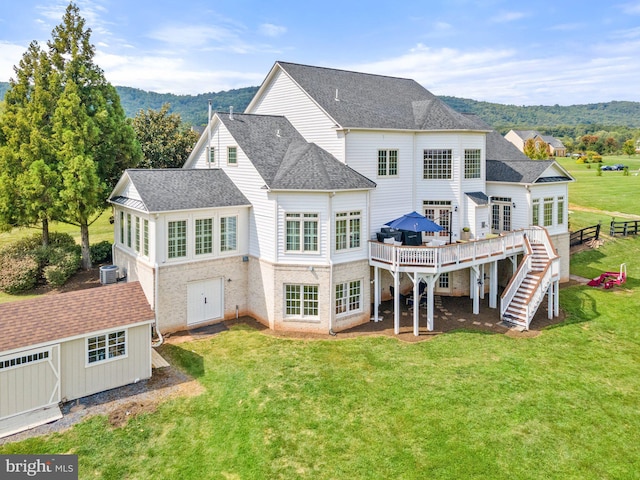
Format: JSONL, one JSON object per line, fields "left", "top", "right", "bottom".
{"left": 369, "top": 229, "right": 528, "bottom": 271}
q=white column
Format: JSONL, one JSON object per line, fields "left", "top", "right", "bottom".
{"left": 373, "top": 266, "right": 380, "bottom": 322}
{"left": 547, "top": 283, "right": 553, "bottom": 319}
{"left": 479, "top": 264, "right": 485, "bottom": 300}
{"left": 554, "top": 280, "right": 560, "bottom": 317}
{"left": 393, "top": 272, "right": 400, "bottom": 335}
{"left": 426, "top": 276, "right": 437, "bottom": 331}
{"left": 471, "top": 266, "right": 480, "bottom": 315}
{"left": 413, "top": 275, "right": 420, "bottom": 336}
{"left": 489, "top": 261, "right": 498, "bottom": 309}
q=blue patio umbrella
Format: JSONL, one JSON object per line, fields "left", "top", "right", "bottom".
{"left": 384, "top": 211, "right": 444, "bottom": 232}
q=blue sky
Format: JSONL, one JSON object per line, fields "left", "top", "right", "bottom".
{"left": 1, "top": 0, "right": 640, "bottom": 105}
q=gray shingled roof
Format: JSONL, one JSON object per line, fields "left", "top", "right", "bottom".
{"left": 109, "top": 169, "right": 250, "bottom": 213}
{"left": 276, "top": 62, "right": 487, "bottom": 131}
{"left": 511, "top": 130, "right": 538, "bottom": 141}
{"left": 540, "top": 135, "right": 565, "bottom": 149}
{"left": 465, "top": 192, "right": 489, "bottom": 205}
{"left": 218, "top": 112, "right": 376, "bottom": 191}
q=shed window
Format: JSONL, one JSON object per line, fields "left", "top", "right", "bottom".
{"left": 87, "top": 330, "right": 126, "bottom": 364}
{"left": 0, "top": 350, "right": 49, "bottom": 370}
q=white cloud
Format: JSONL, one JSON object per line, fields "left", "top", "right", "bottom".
{"left": 619, "top": 1, "right": 640, "bottom": 14}
{"left": 259, "top": 23, "right": 286, "bottom": 38}
{"left": 0, "top": 42, "right": 29, "bottom": 81}
{"left": 490, "top": 11, "right": 528, "bottom": 23}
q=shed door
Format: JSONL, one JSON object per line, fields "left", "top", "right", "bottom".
{"left": 187, "top": 278, "right": 223, "bottom": 326}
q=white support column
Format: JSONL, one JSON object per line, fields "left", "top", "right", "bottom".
{"left": 469, "top": 269, "right": 475, "bottom": 300}
{"left": 413, "top": 275, "right": 420, "bottom": 336}
{"left": 373, "top": 266, "right": 380, "bottom": 322}
{"left": 547, "top": 283, "right": 553, "bottom": 319}
{"left": 426, "top": 275, "right": 438, "bottom": 331}
{"left": 554, "top": 280, "right": 560, "bottom": 317}
{"left": 489, "top": 261, "right": 498, "bottom": 309}
{"left": 393, "top": 272, "right": 400, "bottom": 335}
{"left": 471, "top": 266, "right": 480, "bottom": 315}
{"left": 479, "top": 264, "right": 485, "bottom": 300}
{"left": 510, "top": 255, "right": 518, "bottom": 276}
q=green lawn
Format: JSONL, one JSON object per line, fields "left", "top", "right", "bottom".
{"left": 2, "top": 237, "right": 639, "bottom": 478}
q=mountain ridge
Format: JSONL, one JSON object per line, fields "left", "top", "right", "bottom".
{"left": 2, "top": 81, "right": 640, "bottom": 129}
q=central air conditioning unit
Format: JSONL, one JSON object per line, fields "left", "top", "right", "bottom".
{"left": 99, "top": 265, "right": 119, "bottom": 285}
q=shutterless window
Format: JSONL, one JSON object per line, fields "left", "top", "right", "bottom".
{"left": 286, "top": 213, "right": 318, "bottom": 252}
{"left": 285, "top": 284, "right": 319, "bottom": 318}
{"left": 228, "top": 146, "right": 237, "bottom": 165}
{"left": 464, "top": 149, "right": 481, "bottom": 179}
{"left": 143, "top": 219, "right": 149, "bottom": 256}
{"left": 0, "top": 350, "right": 49, "bottom": 370}
{"left": 87, "top": 330, "right": 126, "bottom": 364}
{"left": 543, "top": 197, "right": 554, "bottom": 226}
{"left": 168, "top": 220, "right": 187, "bottom": 258}
{"left": 135, "top": 216, "right": 141, "bottom": 252}
{"left": 438, "top": 273, "right": 449, "bottom": 289}
{"left": 423, "top": 149, "right": 452, "bottom": 179}
{"left": 127, "top": 213, "right": 132, "bottom": 248}
{"left": 378, "top": 149, "right": 398, "bottom": 176}
{"left": 195, "top": 218, "right": 213, "bottom": 255}
{"left": 557, "top": 196, "right": 565, "bottom": 225}
{"left": 209, "top": 146, "right": 215, "bottom": 165}
{"left": 220, "top": 216, "right": 237, "bottom": 252}
{"left": 335, "top": 280, "right": 362, "bottom": 315}
{"left": 120, "top": 211, "right": 125, "bottom": 244}
{"left": 335, "top": 211, "right": 361, "bottom": 250}
{"left": 532, "top": 199, "right": 540, "bottom": 226}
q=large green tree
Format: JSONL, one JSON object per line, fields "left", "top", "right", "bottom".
{"left": 0, "top": 3, "right": 140, "bottom": 268}
{"left": 523, "top": 137, "right": 549, "bottom": 160}
{"left": 132, "top": 103, "right": 198, "bottom": 169}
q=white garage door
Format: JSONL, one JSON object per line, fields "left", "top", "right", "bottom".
{"left": 0, "top": 345, "right": 62, "bottom": 438}
{"left": 187, "top": 278, "right": 223, "bottom": 326}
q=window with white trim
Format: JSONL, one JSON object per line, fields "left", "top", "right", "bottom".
{"left": 557, "top": 196, "right": 565, "bottom": 225}
{"left": 335, "top": 280, "right": 362, "bottom": 315}
{"left": 127, "top": 213, "right": 132, "bottom": 248}
{"left": 286, "top": 213, "right": 318, "bottom": 252}
{"left": 120, "top": 211, "right": 125, "bottom": 244}
{"left": 378, "top": 149, "right": 398, "bottom": 176}
{"left": 335, "top": 211, "right": 361, "bottom": 251}
{"left": 135, "top": 216, "right": 141, "bottom": 252}
{"left": 423, "top": 200, "right": 451, "bottom": 237}
{"left": 423, "top": 149, "right": 452, "bottom": 179}
{"left": 285, "top": 284, "right": 319, "bottom": 318}
{"left": 208, "top": 146, "right": 215, "bottom": 165}
{"left": 143, "top": 219, "right": 149, "bottom": 256}
{"left": 168, "top": 220, "right": 187, "bottom": 258}
{"left": 438, "top": 273, "right": 450, "bottom": 289}
{"left": 87, "top": 330, "right": 126, "bottom": 364}
{"left": 464, "top": 149, "right": 481, "bottom": 179}
{"left": 220, "top": 216, "right": 237, "bottom": 252}
{"left": 532, "top": 199, "right": 540, "bottom": 226}
{"left": 543, "top": 197, "right": 554, "bottom": 227}
{"left": 228, "top": 146, "right": 237, "bottom": 165}
{"left": 195, "top": 218, "right": 213, "bottom": 255}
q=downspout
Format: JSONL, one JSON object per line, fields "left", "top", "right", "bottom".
{"left": 151, "top": 261, "right": 163, "bottom": 347}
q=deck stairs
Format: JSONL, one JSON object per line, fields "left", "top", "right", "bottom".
{"left": 501, "top": 235, "right": 556, "bottom": 329}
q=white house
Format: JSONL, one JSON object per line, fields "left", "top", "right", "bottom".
{"left": 109, "top": 61, "right": 574, "bottom": 338}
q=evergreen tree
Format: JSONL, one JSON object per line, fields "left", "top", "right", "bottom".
{"left": 0, "top": 3, "right": 140, "bottom": 268}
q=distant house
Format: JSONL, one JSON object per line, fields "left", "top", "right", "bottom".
{"left": 109, "top": 61, "right": 574, "bottom": 340}
{"left": 0, "top": 282, "right": 154, "bottom": 438}
{"left": 505, "top": 130, "right": 566, "bottom": 157}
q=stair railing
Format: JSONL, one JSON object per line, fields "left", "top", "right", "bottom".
{"left": 500, "top": 234, "right": 532, "bottom": 323}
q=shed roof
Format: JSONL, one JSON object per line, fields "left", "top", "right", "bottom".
{"left": 110, "top": 169, "right": 250, "bottom": 213}
{"left": 274, "top": 62, "right": 487, "bottom": 132}
{"left": 0, "top": 282, "right": 154, "bottom": 354}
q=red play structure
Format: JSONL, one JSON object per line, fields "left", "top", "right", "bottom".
{"left": 587, "top": 263, "right": 627, "bottom": 289}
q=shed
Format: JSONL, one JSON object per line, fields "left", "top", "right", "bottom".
{"left": 0, "top": 282, "right": 154, "bottom": 438}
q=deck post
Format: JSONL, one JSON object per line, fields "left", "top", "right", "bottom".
{"left": 373, "top": 266, "right": 380, "bottom": 322}
{"left": 471, "top": 266, "right": 480, "bottom": 315}
{"left": 413, "top": 275, "right": 420, "bottom": 336}
{"left": 489, "top": 260, "right": 498, "bottom": 309}
{"left": 479, "top": 263, "right": 485, "bottom": 300}
{"left": 426, "top": 275, "right": 438, "bottom": 331}
{"left": 554, "top": 280, "right": 560, "bottom": 317}
{"left": 547, "top": 282, "right": 553, "bottom": 319}
{"left": 393, "top": 271, "right": 400, "bottom": 335}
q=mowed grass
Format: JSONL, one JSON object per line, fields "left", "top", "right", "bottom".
{"left": 2, "top": 236, "right": 640, "bottom": 479}
{"left": 557, "top": 155, "right": 640, "bottom": 216}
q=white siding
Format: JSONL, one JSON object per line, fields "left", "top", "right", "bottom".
{"left": 331, "top": 191, "right": 369, "bottom": 264}
{"left": 247, "top": 69, "right": 345, "bottom": 161}
{"left": 486, "top": 183, "right": 530, "bottom": 230}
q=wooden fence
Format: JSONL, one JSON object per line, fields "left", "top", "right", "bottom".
{"left": 610, "top": 220, "right": 640, "bottom": 237}
{"left": 570, "top": 223, "right": 600, "bottom": 246}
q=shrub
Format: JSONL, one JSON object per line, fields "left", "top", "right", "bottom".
{"left": 44, "top": 250, "right": 81, "bottom": 287}
{"left": 90, "top": 240, "right": 113, "bottom": 264}
{"left": 0, "top": 253, "right": 40, "bottom": 294}
{"left": 576, "top": 157, "right": 586, "bottom": 164}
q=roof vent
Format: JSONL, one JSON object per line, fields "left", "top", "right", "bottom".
{"left": 335, "top": 88, "right": 339, "bottom": 101}
{"left": 99, "top": 265, "right": 118, "bottom": 285}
